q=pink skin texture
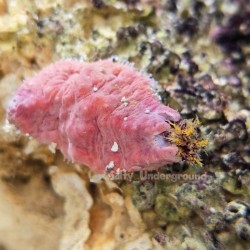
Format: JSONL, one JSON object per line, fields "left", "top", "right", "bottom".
{"left": 7, "top": 60, "right": 181, "bottom": 173}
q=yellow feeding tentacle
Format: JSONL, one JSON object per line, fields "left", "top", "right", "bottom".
{"left": 169, "top": 121, "right": 182, "bottom": 135}
{"left": 166, "top": 117, "right": 207, "bottom": 167}
{"left": 182, "top": 126, "right": 195, "bottom": 136}
{"left": 195, "top": 140, "right": 208, "bottom": 148}
{"left": 168, "top": 137, "right": 183, "bottom": 145}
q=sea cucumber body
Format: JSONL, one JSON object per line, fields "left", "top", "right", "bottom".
{"left": 8, "top": 60, "right": 181, "bottom": 172}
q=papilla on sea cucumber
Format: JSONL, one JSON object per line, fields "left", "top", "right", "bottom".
{"left": 7, "top": 59, "right": 207, "bottom": 173}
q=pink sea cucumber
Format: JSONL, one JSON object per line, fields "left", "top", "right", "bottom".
{"left": 7, "top": 60, "right": 181, "bottom": 173}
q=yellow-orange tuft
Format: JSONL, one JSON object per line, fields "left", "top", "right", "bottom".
{"left": 165, "top": 118, "right": 208, "bottom": 166}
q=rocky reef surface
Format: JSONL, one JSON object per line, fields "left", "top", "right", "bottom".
{"left": 0, "top": 0, "right": 249, "bottom": 249}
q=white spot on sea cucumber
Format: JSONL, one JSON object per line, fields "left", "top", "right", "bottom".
{"left": 93, "top": 86, "right": 98, "bottom": 92}
{"left": 105, "top": 161, "right": 115, "bottom": 171}
{"left": 48, "top": 142, "right": 57, "bottom": 154}
{"left": 124, "top": 117, "right": 128, "bottom": 121}
{"left": 121, "top": 96, "right": 129, "bottom": 106}
{"left": 144, "top": 109, "right": 150, "bottom": 114}
{"left": 111, "top": 142, "right": 119, "bottom": 152}
{"left": 121, "top": 96, "right": 128, "bottom": 102}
